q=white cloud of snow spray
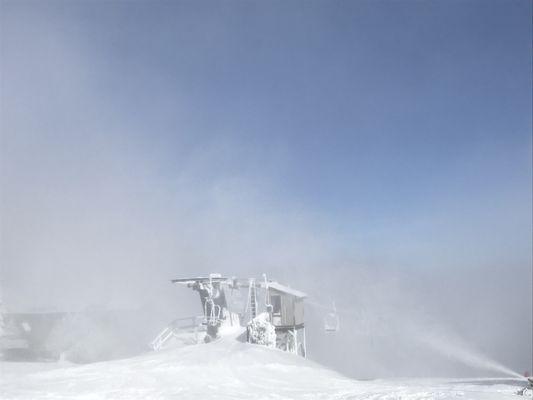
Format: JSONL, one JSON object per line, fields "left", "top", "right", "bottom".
{"left": 406, "top": 323, "right": 526, "bottom": 380}
{"left": 301, "top": 266, "right": 530, "bottom": 379}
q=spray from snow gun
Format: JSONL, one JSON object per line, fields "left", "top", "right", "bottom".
{"left": 309, "top": 299, "right": 526, "bottom": 379}
{"left": 415, "top": 328, "right": 525, "bottom": 380}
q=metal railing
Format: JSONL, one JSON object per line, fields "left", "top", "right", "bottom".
{"left": 150, "top": 316, "right": 205, "bottom": 351}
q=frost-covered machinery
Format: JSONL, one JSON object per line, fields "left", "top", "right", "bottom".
{"left": 151, "top": 273, "right": 307, "bottom": 357}
{"left": 516, "top": 377, "right": 533, "bottom": 396}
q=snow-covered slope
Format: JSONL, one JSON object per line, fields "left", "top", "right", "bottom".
{"left": 0, "top": 336, "right": 526, "bottom": 399}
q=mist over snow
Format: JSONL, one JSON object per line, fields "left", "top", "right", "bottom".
{"left": 1, "top": 0, "right": 532, "bottom": 384}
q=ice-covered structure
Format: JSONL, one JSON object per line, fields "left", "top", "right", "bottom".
{"left": 151, "top": 273, "right": 307, "bottom": 357}
{"left": 246, "top": 313, "right": 276, "bottom": 347}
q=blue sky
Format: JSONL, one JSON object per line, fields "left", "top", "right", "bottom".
{"left": 3, "top": 1, "right": 531, "bottom": 221}
{"left": 1, "top": 0, "right": 532, "bottom": 375}
{"left": 34, "top": 0, "right": 531, "bottom": 217}
{"left": 49, "top": 0, "right": 533, "bottom": 263}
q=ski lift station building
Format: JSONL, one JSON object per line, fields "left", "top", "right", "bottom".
{"left": 267, "top": 282, "right": 307, "bottom": 357}
{"left": 156, "top": 274, "right": 309, "bottom": 357}
{"left": 267, "top": 282, "right": 306, "bottom": 329}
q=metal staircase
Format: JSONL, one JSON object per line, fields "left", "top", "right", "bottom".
{"left": 150, "top": 316, "right": 204, "bottom": 351}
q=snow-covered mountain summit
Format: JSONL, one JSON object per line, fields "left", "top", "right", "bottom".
{"left": 0, "top": 335, "right": 526, "bottom": 399}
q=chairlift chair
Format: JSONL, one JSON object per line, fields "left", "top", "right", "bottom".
{"left": 324, "top": 301, "right": 340, "bottom": 333}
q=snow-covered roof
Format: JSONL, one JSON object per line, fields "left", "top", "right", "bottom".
{"left": 171, "top": 276, "right": 228, "bottom": 285}
{"left": 267, "top": 282, "right": 307, "bottom": 298}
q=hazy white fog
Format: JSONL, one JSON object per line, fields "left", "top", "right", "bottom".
{"left": 1, "top": 0, "right": 531, "bottom": 378}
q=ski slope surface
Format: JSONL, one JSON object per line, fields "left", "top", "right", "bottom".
{"left": 0, "top": 337, "right": 526, "bottom": 399}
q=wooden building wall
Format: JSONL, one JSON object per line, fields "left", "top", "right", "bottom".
{"left": 269, "top": 289, "right": 305, "bottom": 328}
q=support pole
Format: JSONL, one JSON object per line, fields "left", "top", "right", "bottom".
{"left": 302, "top": 327, "right": 307, "bottom": 358}
{"left": 293, "top": 327, "right": 297, "bottom": 354}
